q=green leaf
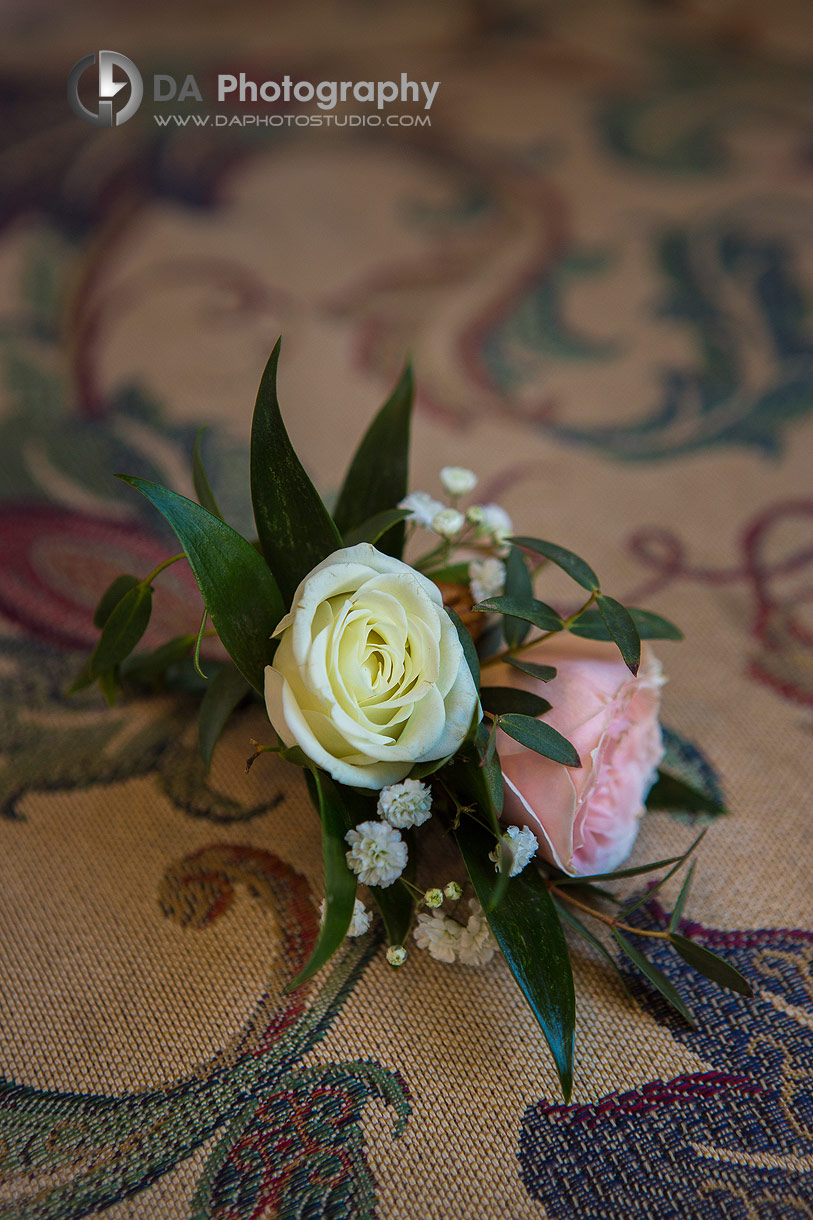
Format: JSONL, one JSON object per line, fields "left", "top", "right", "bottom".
{"left": 66, "top": 657, "right": 97, "bottom": 696}
{"left": 669, "top": 863, "right": 695, "bottom": 931}
{"left": 553, "top": 855, "right": 684, "bottom": 885}
{"left": 473, "top": 596, "right": 563, "bottom": 633}
{"left": 646, "top": 769, "right": 727, "bottom": 817}
{"left": 499, "top": 714, "right": 580, "bottom": 768}
{"left": 480, "top": 687, "right": 552, "bottom": 718}
{"left": 369, "top": 869, "right": 416, "bottom": 948}
{"left": 458, "top": 821, "right": 575, "bottom": 1101}
{"left": 424, "top": 562, "right": 471, "bottom": 584}
{"left": 93, "top": 574, "right": 141, "bottom": 629}
{"left": 408, "top": 750, "right": 457, "bottom": 780}
{"left": 620, "top": 830, "right": 706, "bottom": 919}
{"left": 342, "top": 507, "right": 411, "bottom": 547}
{"left": 552, "top": 898, "right": 633, "bottom": 1001}
{"left": 118, "top": 476, "right": 284, "bottom": 693}
{"left": 333, "top": 362, "right": 413, "bottom": 559}
{"left": 98, "top": 667, "right": 118, "bottom": 707}
{"left": 506, "top": 657, "right": 557, "bottom": 683}
{"left": 285, "top": 771, "right": 358, "bottom": 991}
{"left": 198, "top": 664, "right": 252, "bottom": 770}
{"left": 249, "top": 338, "right": 341, "bottom": 603}
{"left": 445, "top": 606, "right": 480, "bottom": 688}
{"left": 668, "top": 934, "right": 754, "bottom": 997}
{"left": 89, "top": 584, "right": 152, "bottom": 677}
{"left": 612, "top": 929, "right": 696, "bottom": 1026}
{"left": 511, "top": 537, "right": 598, "bottom": 592}
{"left": 503, "top": 547, "right": 533, "bottom": 649}
{"left": 192, "top": 427, "right": 223, "bottom": 520}
{"left": 569, "top": 607, "right": 683, "bottom": 642}
{"left": 193, "top": 608, "right": 208, "bottom": 680}
{"left": 122, "top": 634, "right": 196, "bottom": 684}
{"left": 445, "top": 738, "right": 508, "bottom": 905}
{"left": 597, "top": 594, "right": 640, "bottom": 675}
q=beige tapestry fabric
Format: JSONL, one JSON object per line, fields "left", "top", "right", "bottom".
{"left": 0, "top": 1, "right": 811, "bottom": 1217}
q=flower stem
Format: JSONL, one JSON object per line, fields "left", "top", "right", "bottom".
{"left": 480, "top": 590, "right": 598, "bottom": 670}
{"left": 142, "top": 552, "right": 186, "bottom": 586}
{"left": 547, "top": 883, "right": 670, "bottom": 940}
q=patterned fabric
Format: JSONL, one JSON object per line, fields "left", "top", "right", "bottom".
{"left": 0, "top": 1, "right": 811, "bottom": 1217}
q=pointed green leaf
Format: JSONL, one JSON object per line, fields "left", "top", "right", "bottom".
{"left": 122, "top": 634, "right": 196, "bottom": 685}
{"left": 596, "top": 594, "right": 640, "bottom": 675}
{"left": 646, "top": 769, "right": 727, "bottom": 817}
{"left": 503, "top": 547, "right": 533, "bottom": 649}
{"left": 424, "top": 562, "right": 471, "bottom": 584}
{"left": 342, "top": 507, "right": 411, "bottom": 547}
{"left": 473, "top": 596, "right": 563, "bottom": 633}
{"left": 98, "top": 667, "right": 118, "bottom": 707}
{"left": 250, "top": 339, "right": 341, "bottom": 603}
{"left": 511, "top": 537, "right": 598, "bottom": 592}
{"left": 192, "top": 428, "right": 223, "bottom": 520}
{"left": 89, "top": 584, "right": 152, "bottom": 677}
{"left": 285, "top": 771, "right": 358, "bottom": 991}
{"left": 481, "top": 687, "right": 551, "bottom": 718}
{"left": 370, "top": 881, "right": 415, "bottom": 949}
{"left": 506, "top": 657, "right": 557, "bottom": 683}
{"left": 668, "top": 934, "right": 753, "bottom": 997}
{"left": 66, "top": 657, "right": 97, "bottom": 696}
{"left": 117, "top": 476, "right": 284, "bottom": 692}
{"left": 669, "top": 862, "right": 695, "bottom": 931}
{"left": 458, "top": 821, "right": 575, "bottom": 1101}
{"left": 553, "top": 855, "right": 684, "bottom": 885}
{"left": 569, "top": 607, "right": 683, "bottom": 642}
{"left": 499, "top": 714, "right": 580, "bottom": 768}
{"left": 552, "top": 898, "right": 633, "bottom": 1001}
{"left": 198, "top": 664, "right": 252, "bottom": 770}
{"left": 333, "top": 362, "right": 413, "bottom": 558}
{"left": 612, "top": 929, "right": 696, "bottom": 1026}
{"left": 445, "top": 606, "right": 480, "bottom": 687}
{"left": 620, "top": 831, "right": 706, "bottom": 919}
{"left": 93, "top": 574, "right": 141, "bottom": 629}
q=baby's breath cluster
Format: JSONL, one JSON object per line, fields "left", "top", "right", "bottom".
{"left": 413, "top": 899, "right": 497, "bottom": 967}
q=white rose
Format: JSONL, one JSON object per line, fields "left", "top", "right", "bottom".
{"left": 264, "top": 544, "right": 480, "bottom": 789}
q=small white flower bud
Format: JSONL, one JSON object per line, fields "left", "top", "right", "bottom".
{"left": 466, "top": 505, "right": 484, "bottom": 525}
{"left": 386, "top": 945, "right": 407, "bottom": 967}
{"left": 440, "top": 466, "right": 478, "bottom": 498}
{"left": 431, "top": 508, "right": 465, "bottom": 539}
{"left": 424, "top": 888, "right": 444, "bottom": 908}
{"left": 444, "top": 881, "right": 463, "bottom": 901}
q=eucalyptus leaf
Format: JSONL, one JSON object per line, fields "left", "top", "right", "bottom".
{"left": 620, "top": 830, "right": 705, "bottom": 919}
{"left": 66, "top": 657, "right": 97, "bottom": 696}
{"left": 506, "top": 657, "right": 557, "bottom": 683}
{"left": 333, "top": 362, "right": 413, "bottom": 558}
{"left": 480, "top": 687, "right": 552, "bottom": 718}
{"left": 285, "top": 771, "right": 358, "bottom": 991}
{"left": 473, "top": 596, "right": 563, "bottom": 633}
{"left": 93, "top": 574, "right": 141, "bottom": 629}
{"left": 118, "top": 476, "right": 284, "bottom": 692}
{"left": 668, "top": 934, "right": 754, "bottom": 997}
{"left": 612, "top": 929, "right": 696, "bottom": 1026}
{"left": 669, "top": 862, "right": 695, "bottom": 931}
{"left": 646, "top": 769, "right": 727, "bottom": 817}
{"left": 343, "top": 507, "right": 411, "bottom": 547}
{"left": 198, "top": 664, "right": 252, "bottom": 770}
{"left": 122, "top": 634, "right": 196, "bottom": 685}
{"left": 98, "top": 667, "right": 118, "bottom": 707}
{"left": 510, "top": 537, "right": 599, "bottom": 592}
{"left": 597, "top": 594, "right": 640, "bottom": 675}
{"left": 569, "top": 607, "right": 683, "bottom": 642}
{"left": 249, "top": 339, "right": 341, "bottom": 603}
{"left": 499, "top": 714, "right": 580, "bottom": 768}
{"left": 553, "top": 855, "right": 684, "bottom": 885}
{"left": 192, "top": 428, "right": 223, "bottom": 520}
{"left": 90, "top": 584, "right": 152, "bottom": 677}
{"left": 503, "top": 547, "right": 533, "bottom": 649}
{"left": 458, "top": 821, "right": 575, "bottom": 1101}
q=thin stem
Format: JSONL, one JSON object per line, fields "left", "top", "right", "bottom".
{"left": 548, "top": 883, "right": 670, "bottom": 940}
{"left": 480, "top": 589, "right": 598, "bottom": 670}
{"left": 142, "top": 552, "right": 185, "bottom": 586}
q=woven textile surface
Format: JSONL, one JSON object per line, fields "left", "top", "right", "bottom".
{"left": 0, "top": 2, "right": 811, "bottom": 1217}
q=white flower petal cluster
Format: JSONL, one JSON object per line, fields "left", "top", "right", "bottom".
{"left": 476, "top": 503, "right": 513, "bottom": 549}
{"left": 398, "top": 491, "right": 445, "bottom": 529}
{"left": 489, "top": 824, "right": 539, "bottom": 878}
{"left": 320, "top": 896, "right": 371, "bottom": 938}
{"left": 265, "top": 544, "right": 479, "bottom": 789}
{"left": 413, "top": 910, "right": 463, "bottom": 962}
{"left": 458, "top": 899, "right": 498, "bottom": 966}
{"left": 440, "top": 466, "right": 478, "bottom": 497}
{"left": 432, "top": 508, "right": 465, "bottom": 539}
{"left": 377, "top": 778, "right": 432, "bottom": 828}
{"left": 345, "top": 820, "right": 407, "bottom": 888}
{"left": 469, "top": 558, "right": 506, "bottom": 605}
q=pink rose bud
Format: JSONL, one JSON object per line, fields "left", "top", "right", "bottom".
{"left": 494, "top": 636, "right": 665, "bottom": 876}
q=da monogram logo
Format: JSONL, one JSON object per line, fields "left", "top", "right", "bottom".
{"left": 67, "top": 51, "right": 143, "bottom": 126}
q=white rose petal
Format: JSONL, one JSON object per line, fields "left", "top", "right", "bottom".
{"left": 345, "top": 820, "right": 407, "bottom": 888}
{"left": 413, "top": 910, "right": 463, "bottom": 963}
{"left": 398, "top": 491, "right": 446, "bottom": 529}
{"left": 431, "top": 508, "right": 465, "bottom": 539}
{"left": 377, "top": 778, "right": 432, "bottom": 828}
{"left": 458, "top": 899, "right": 498, "bottom": 966}
{"left": 469, "top": 558, "right": 506, "bottom": 605}
{"left": 440, "top": 466, "right": 478, "bottom": 497}
{"left": 489, "top": 824, "right": 539, "bottom": 877}
{"left": 320, "top": 896, "right": 372, "bottom": 938}
{"left": 265, "top": 544, "right": 479, "bottom": 789}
